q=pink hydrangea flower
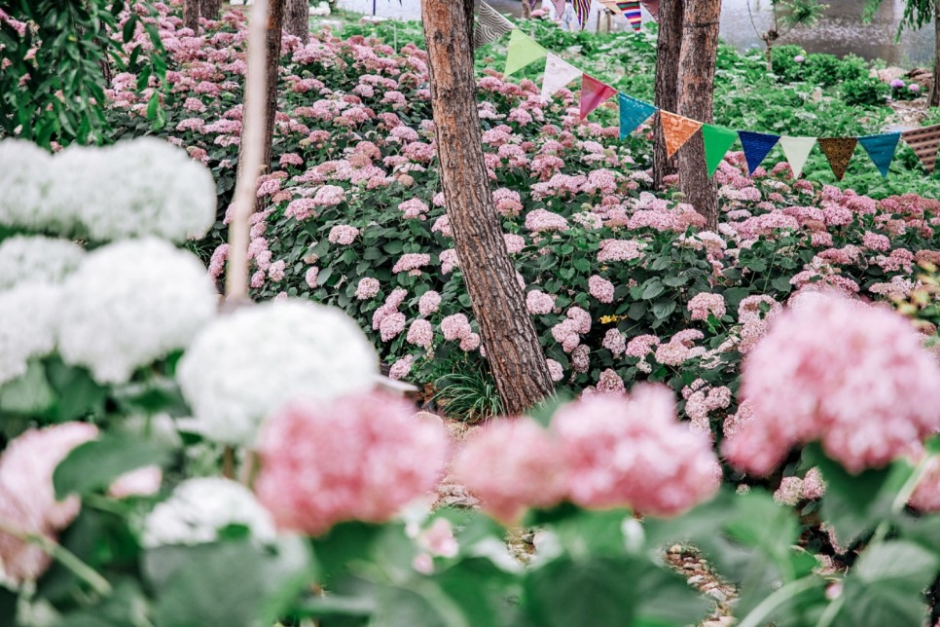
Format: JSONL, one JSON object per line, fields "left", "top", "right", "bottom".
{"left": 255, "top": 392, "right": 449, "bottom": 535}
{"left": 380, "top": 312, "right": 407, "bottom": 341}
{"left": 597, "top": 239, "right": 644, "bottom": 263}
{"left": 602, "top": 329, "right": 626, "bottom": 357}
{"left": 453, "top": 418, "right": 569, "bottom": 524}
{"left": 546, "top": 359, "right": 565, "bottom": 382}
{"left": 305, "top": 267, "right": 320, "bottom": 289}
{"left": 626, "top": 335, "right": 660, "bottom": 358}
{"left": 407, "top": 319, "right": 434, "bottom": 349}
{"left": 399, "top": 198, "right": 429, "bottom": 219}
{"left": 313, "top": 185, "right": 346, "bottom": 206}
{"left": 588, "top": 275, "right": 615, "bottom": 303}
{"left": 688, "top": 292, "right": 726, "bottom": 322}
{"left": 389, "top": 355, "right": 415, "bottom": 380}
{"left": 526, "top": 290, "right": 555, "bottom": 315}
{"left": 392, "top": 253, "right": 431, "bottom": 275}
{"left": 525, "top": 209, "right": 569, "bottom": 233}
{"left": 328, "top": 225, "right": 360, "bottom": 245}
{"left": 724, "top": 292, "right": 940, "bottom": 476}
{"left": 355, "top": 277, "right": 381, "bottom": 300}
{"left": 552, "top": 385, "right": 721, "bottom": 516}
{"left": 0, "top": 423, "right": 98, "bottom": 583}
{"left": 441, "top": 314, "right": 472, "bottom": 341}
{"left": 418, "top": 290, "right": 442, "bottom": 316}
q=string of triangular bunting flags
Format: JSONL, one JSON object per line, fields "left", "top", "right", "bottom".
{"left": 477, "top": 1, "right": 940, "bottom": 180}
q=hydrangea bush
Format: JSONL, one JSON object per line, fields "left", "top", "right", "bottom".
{"left": 2, "top": 3, "right": 940, "bottom": 625}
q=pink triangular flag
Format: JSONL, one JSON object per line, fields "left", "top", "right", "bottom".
{"left": 580, "top": 74, "right": 617, "bottom": 119}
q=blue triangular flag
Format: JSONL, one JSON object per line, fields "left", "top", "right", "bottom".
{"left": 738, "top": 131, "right": 780, "bottom": 175}
{"left": 858, "top": 133, "right": 901, "bottom": 178}
{"left": 619, "top": 93, "right": 657, "bottom": 140}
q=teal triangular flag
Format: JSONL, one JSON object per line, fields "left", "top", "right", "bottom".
{"left": 618, "top": 93, "right": 657, "bottom": 140}
{"left": 738, "top": 131, "right": 780, "bottom": 175}
{"left": 858, "top": 133, "right": 901, "bottom": 178}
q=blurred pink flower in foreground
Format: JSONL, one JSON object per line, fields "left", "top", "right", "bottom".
{"left": 0, "top": 423, "right": 97, "bottom": 584}
{"left": 724, "top": 292, "right": 940, "bottom": 476}
{"left": 453, "top": 418, "right": 569, "bottom": 524}
{"left": 554, "top": 385, "right": 721, "bottom": 516}
{"left": 255, "top": 391, "right": 449, "bottom": 536}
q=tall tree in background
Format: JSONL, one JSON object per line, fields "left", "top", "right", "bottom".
{"left": 421, "top": 0, "right": 555, "bottom": 414}
{"left": 676, "top": 0, "right": 721, "bottom": 228}
{"left": 866, "top": 0, "right": 939, "bottom": 107}
{"left": 262, "top": 0, "right": 286, "bottom": 169}
{"left": 652, "top": 0, "right": 683, "bottom": 188}
{"left": 183, "top": 0, "right": 200, "bottom": 31}
{"left": 201, "top": 0, "right": 222, "bottom": 20}
{"left": 286, "top": 0, "right": 310, "bottom": 44}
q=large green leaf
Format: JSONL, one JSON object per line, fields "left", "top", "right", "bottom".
{"left": 834, "top": 541, "right": 939, "bottom": 627}
{"left": 53, "top": 434, "right": 173, "bottom": 499}
{"left": 155, "top": 537, "right": 311, "bottom": 627}
{"left": 803, "top": 444, "right": 909, "bottom": 544}
{"left": 523, "top": 558, "right": 638, "bottom": 627}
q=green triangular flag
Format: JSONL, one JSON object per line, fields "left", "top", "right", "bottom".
{"left": 504, "top": 29, "right": 547, "bottom": 76}
{"left": 702, "top": 125, "right": 738, "bottom": 177}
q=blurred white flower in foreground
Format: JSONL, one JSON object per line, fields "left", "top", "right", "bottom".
{"left": 57, "top": 238, "right": 218, "bottom": 384}
{"left": 0, "top": 235, "right": 85, "bottom": 290}
{"left": 177, "top": 300, "right": 378, "bottom": 446}
{"left": 142, "top": 477, "right": 275, "bottom": 548}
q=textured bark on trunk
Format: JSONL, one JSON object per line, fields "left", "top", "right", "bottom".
{"left": 183, "top": 0, "right": 200, "bottom": 32}
{"left": 932, "top": 2, "right": 940, "bottom": 107}
{"left": 201, "top": 0, "right": 222, "bottom": 21}
{"left": 286, "top": 0, "right": 310, "bottom": 44}
{"left": 262, "top": 0, "right": 286, "bottom": 170}
{"left": 676, "top": 0, "right": 720, "bottom": 229}
{"left": 421, "top": 0, "right": 554, "bottom": 415}
{"left": 652, "top": 0, "right": 683, "bottom": 189}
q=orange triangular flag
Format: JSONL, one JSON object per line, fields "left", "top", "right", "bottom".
{"left": 660, "top": 111, "right": 703, "bottom": 158}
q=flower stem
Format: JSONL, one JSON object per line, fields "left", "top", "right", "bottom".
{"left": 0, "top": 520, "right": 111, "bottom": 596}
{"left": 736, "top": 576, "right": 821, "bottom": 627}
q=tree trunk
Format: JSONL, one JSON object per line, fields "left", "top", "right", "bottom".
{"left": 652, "top": 0, "right": 683, "bottom": 189}
{"left": 183, "top": 0, "right": 200, "bottom": 32}
{"left": 932, "top": 1, "right": 940, "bottom": 107}
{"left": 421, "top": 0, "right": 555, "bottom": 415}
{"left": 286, "top": 0, "right": 310, "bottom": 44}
{"left": 201, "top": 0, "right": 222, "bottom": 21}
{"left": 262, "top": 0, "right": 286, "bottom": 170}
{"left": 676, "top": 0, "right": 721, "bottom": 229}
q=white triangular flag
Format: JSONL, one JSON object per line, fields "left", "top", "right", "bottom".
{"left": 778, "top": 136, "right": 817, "bottom": 179}
{"left": 540, "top": 53, "right": 582, "bottom": 102}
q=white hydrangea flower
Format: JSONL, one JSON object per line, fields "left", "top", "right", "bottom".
{"left": 0, "top": 283, "right": 60, "bottom": 385}
{"left": 52, "top": 138, "right": 217, "bottom": 242}
{"left": 177, "top": 300, "right": 378, "bottom": 446}
{"left": 142, "top": 477, "right": 276, "bottom": 548}
{"left": 0, "top": 236, "right": 85, "bottom": 290}
{"left": 56, "top": 238, "right": 218, "bottom": 384}
{"left": 0, "top": 140, "right": 72, "bottom": 233}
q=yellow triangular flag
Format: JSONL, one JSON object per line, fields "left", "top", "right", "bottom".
{"left": 504, "top": 29, "right": 547, "bottom": 76}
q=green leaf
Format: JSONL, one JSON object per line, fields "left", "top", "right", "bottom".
{"left": 523, "top": 558, "right": 638, "bottom": 627}
{"left": 803, "top": 443, "right": 908, "bottom": 543}
{"left": 45, "top": 357, "right": 108, "bottom": 422}
{"left": 0, "top": 359, "right": 56, "bottom": 415}
{"left": 835, "top": 541, "right": 939, "bottom": 627}
{"left": 771, "top": 275, "right": 793, "bottom": 292}
{"left": 572, "top": 258, "right": 591, "bottom": 273}
{"left": 651, "top": 299, "right": 677, "bottom": 320}
{"left": 641, "top": 280, "right": 665, "bottom": 300}
{"left": 54, "top": 434, "right": 172, "bottom": 499}
{"left": 155, "top": 540, "right": 291, "bottom": 627}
